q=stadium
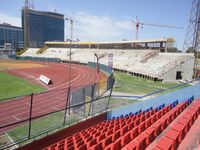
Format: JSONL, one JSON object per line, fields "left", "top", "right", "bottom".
{"left": 1, "top": 0, "right": 200, "bottom": 150}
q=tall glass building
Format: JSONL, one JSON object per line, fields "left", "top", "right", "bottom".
{"left": 0, "top": 23, "right": 24, "bottom": 49}
{"left": 22, "top": 8, "right": 64, "bottom": 48}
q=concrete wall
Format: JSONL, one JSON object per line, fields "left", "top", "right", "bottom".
{"left": 161, "top": 58, "right": 194, "bottom": 82}
{"left": 107, "top": 83, "right": 200, "bottom": 119}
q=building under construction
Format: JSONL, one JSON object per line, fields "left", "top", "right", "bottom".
{"left": 22, "top": 0, "right": 64, "bottom": 48}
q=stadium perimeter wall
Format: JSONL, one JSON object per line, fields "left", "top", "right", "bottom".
{"left": 107, "top": 82, "right": 200, "bottom": 119}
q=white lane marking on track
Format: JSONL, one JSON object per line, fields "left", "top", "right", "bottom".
{"left": 56, "top": 96, "right": 65, "bottom": 100}
{"left": 25, "top": 102, "right": 30, "bottom": 106}
{"left": 52, "top": 107, "right": 60, "bottom": 111}
{"left": 49, "top": 74, "right": 81, "bottom": 90}
{"left": 12, "top": 116, "right": 20, "bottom": 120}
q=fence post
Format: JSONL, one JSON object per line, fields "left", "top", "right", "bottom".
{"left": 88, "top": 84, "right": 95, "bottom": 116}
{"left": 63, "top": 87, "right": 70, "bottom": 126}
{"left": 107, "top": 78, "right": 115, "bottom": 109}
{"left": 28, "top": 93, "right": 33, "bottom": 138}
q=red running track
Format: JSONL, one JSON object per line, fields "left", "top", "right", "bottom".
{"left": 0, "top": 62, "right": 107, "bottom": 134}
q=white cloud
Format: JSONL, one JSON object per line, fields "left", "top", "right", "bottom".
{"left": 65, "top": 12, "right": 133, "bottom": 41}
{"left": 0, "top": 11, "right": 133, "bottom": 42}
{"left": 0, "top": 13, "right": 21, "bottom": 27}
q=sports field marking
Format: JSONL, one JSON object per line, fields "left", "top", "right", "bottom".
{"left": 25, "top": 102, "right": 30, "bottom": 106}
{"left": 12, "top": 116, "right": 20, "bottom": 121}
{"left": 55, "top": 96, "right": 65, "bottom": 100}
{"left": 52, "top": 107, "right": 60, "bottom": 111}
{"left": 49, "top": 74, "right": 81, "bottom": 90}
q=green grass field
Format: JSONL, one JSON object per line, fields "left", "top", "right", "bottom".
{"left": 8, "top": 111, "right": 78, "bottom": 142}
{"left": 0, "top": 72, "right": 46, "bottom": 100}
{"left": 113, "top": 71, "right": 186, "bottom": 95}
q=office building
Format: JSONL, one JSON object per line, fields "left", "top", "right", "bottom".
{"left": 0, "top": 23, "right": 24, "bottom": 49}
{"left": 22, "top": 8, "right": 64, "bottom": 48}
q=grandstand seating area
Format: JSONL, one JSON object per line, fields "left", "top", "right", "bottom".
{"left": 21, "top": 48, "right": 194, "bottom": 81}
{"left": 21, "top": 48, "right": 39, "bottom": 56}
{"left": 42, "top": 98, "right": 200, "bottom": 150}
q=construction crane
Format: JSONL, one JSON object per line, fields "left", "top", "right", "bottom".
{"left": 132, "top": 16, "right": 184, "bottom": 40}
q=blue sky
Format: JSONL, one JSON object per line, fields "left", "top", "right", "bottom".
{"left": 0, "top": 0, "right": 192, "bottom": 50}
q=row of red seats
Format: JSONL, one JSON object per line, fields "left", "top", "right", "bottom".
{"left": 43, "top": 100, "right": 185, "bottom": 150}
{"left": 154, "top": 100, "right": 200, "bottom": 150}
{"left": 122, "top": 101, "right": 190, "bottom": 150}
{"left": 43, "top": 104, "right": 166, "bottom": 150}
{"left": 90, "top": 103, "right": 182, "bottom": 150}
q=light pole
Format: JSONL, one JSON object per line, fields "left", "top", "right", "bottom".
{"left": 63, "top": 17, "right": 74, "bottom": 121}
{"left": 94, "top": 53, "right": 105, "bottom": 74}
{"left": 65, "top": 17, "right": 74, "bottom": 88}
{"left": 64, "top": 18, "right": 79, "bottom": 120}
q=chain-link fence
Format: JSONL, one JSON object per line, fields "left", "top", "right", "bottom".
{"left": 0, "top": 73, "right": 115, "bottom": 149}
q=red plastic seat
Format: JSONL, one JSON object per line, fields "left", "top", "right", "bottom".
{"left": 90, "top": 142, "right": 103, "bottom": 150}
{"left": 152, "top": 122, "right": 162, "bottom": 136}
{"left": 50, "top": 143, "right": 57, "bottom": 150}
{"left": 139, "top": 122, "right": 146, "bottom": 133}
{"left": 158, "top": 116, "right": 168, "bottom": 130}
{"left": 84, "top": 136, "right": 93, "bottom": 142}
{"left": 106, "top": 129, "right": 113, "bottom": 137}
{"left": 156, "top": 111, "right": 162, "bottom": 120}
{"left": 134, "top": 118, "right": 140, "bottom": 126}
{"left": 131, "top": 126, "right": 139, "bottom": 139}
{"left": 156, "top": 137, "right": 173, "bottom": 150}
{"left": 122, "top": 131, "right": 132, "bottom": 146}
{"left": 145, "top": 127, "right": 156, "bottom": 145}
{"left": 165, "top": 129, "right": 180, "bottom": 149}
{"left": 172, "top": 122, "right": 186, "bottom": 142}
{"left": 114, "top": 125, "right": 120, "bottom": 132}
{"left": 75, "top": 141, "right": 84, "bottom": 149}
{"left": 67, "top": 141, "right": 74, "bottom": 149}
{"left": 182, "top": 112, "right": 194, "bottom": 126}
{"left": 112, "top": 138, "right": 122, "bottom": 150}
{"left": 94, "top": 132, "right": 101, "bottom": 138}
{"left": 145, "top": 118, "right": 151, "bottom": 129}
{"left": 150, "top": 115, "right": 157, "bottom": 124}
{"left": 187, "top": 108, "right": 198, "bottom": 120}
{"left": 104, "top": 143, "right": 113, "bottom": 150}
{"left": 165, "top": 112, "right": 173, "bottom": 124}
{"left": 135, "top": 132, "right": 148, "bottom": 150}
{"left": 124, "top": 140, "right": 138, "bottom": 150}
{"left": 121, "top": 126, "right": 129, "bottom": 136}
{"left": 178, "top": 117, "right": 190, "bottom": 132}
{"left": 67, "top": 145, "right": 74, "bottom": 150}
{"left": 97, "top": 133, "right": 106, "bottom": 142}
{"left": 112, "top": 130, "right": 121, "bottom": 141}
{"left": 86, "top": 139, "right": 97, "bottom": 148}
{"left": 145, "top": 112, "right": 150, "bottom": 118}
{"left": 77, "top": 144, "right": 87, "bottom": 150}
{"left": 140, "top": 115, "right": 145, "bottom": 122}
{"left": 102, "top": 135, "right": 112, "bottom": 148}
{"left": 128, "top": 121, "right": 134, "bottom": 130}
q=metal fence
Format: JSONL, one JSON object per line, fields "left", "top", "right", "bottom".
{"left": 16, "top": 56, "right": 61, "bottom": 62}
{"left": 0, "top": 73, "right": 115, "bottom": 150}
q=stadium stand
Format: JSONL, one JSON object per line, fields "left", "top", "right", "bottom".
{"left": 40, "top": 98, "right": 199, "bottom": 150}
{"left": 21, "top": 48, "right": 194, "bottom": 82}
{"left": 21, "top": 48, "right": 40, "bottom": 56}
